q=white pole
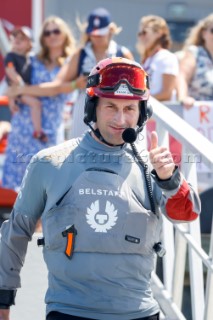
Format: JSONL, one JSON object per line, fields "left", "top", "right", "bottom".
{"left": 0, "top": 19, "right": 10, "bottom": 94}
{"left": 0, "top": 19, "right": 10, "bottom": 57}
{"left": 31, "top": 0, "right": 44, "bottom": 50}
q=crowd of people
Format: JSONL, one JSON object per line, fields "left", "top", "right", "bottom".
{"left": 0, "top": 6, "right": 212, "bottom": 320}
{"left": 1, "top": 9, "right": 213, "bottom": 192}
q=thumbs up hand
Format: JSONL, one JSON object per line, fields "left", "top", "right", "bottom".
{"left": 149, "top": 131, "right": 175, "bottom": 180}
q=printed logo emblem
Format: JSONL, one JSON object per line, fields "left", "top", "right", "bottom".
{"left": 86, "top": 200, "right": 118, "bottom": 232}
{"left": 114, "top": 83, "right": 133, "bottom": 96}
{"left": 93, "top": 18, "right": 100, "bottom": 27}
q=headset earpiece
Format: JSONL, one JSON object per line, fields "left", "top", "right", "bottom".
{"left": 146, "top": 101, "right": 153, "bottom": 120}
{"left": 84, "top": 95, "right": 99, "bottom": 124}
{"left": 137, "top": 100, "right": 153, "bottom": 127}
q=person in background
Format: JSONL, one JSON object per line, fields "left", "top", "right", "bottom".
{"left": 4, "top": 26, "right": 47, "bottom": 142}
{"left": 2, "top": 16, "right": 76, "bottom": 191}
{"left": 0, "top": 57, "right": 200, "bottom": 320}
{"left": 6, "top": 7, "right": 134, "bottom": 139}
{"left": 69, "top": 7, "right": 134, "bottom": 138}
{"left": 136, "top": 15, "right": 179, "bottom": 101}
{"left": 178, "top": 13, "right": 213, "bottom": 108}
{"left": 136, "top": 15, "right": 180, "bottom": 163}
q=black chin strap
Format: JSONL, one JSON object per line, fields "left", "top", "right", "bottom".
{"left": 87, "top": 123, "right": 124, "bottom": 147}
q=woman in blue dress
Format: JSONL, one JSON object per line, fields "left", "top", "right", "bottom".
{"left": 2, "top": 16, "right": 76, "bottom": 191}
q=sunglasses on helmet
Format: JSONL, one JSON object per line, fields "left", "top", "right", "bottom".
{"left": 87, "top": 63, "right": 149, "bottom": 95}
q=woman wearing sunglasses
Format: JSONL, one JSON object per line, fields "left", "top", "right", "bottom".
{"left": 136, "top": 15, "right": 180, "bottom": 164}
{"left": 2, "top": 16, "right": 76, "bottom": 191}
{"left": 178, "top": 13, "right": 213, "bottom": 108}
{"left": 136, "top": 15, "right": 179, "bottom": 102}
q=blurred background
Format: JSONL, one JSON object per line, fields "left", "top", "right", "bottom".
{"left": 1, "top": 0, "right": 213, "bottom": 81}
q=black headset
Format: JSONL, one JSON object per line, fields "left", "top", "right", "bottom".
{"left": 84, "top": 95, "right": 153, "bottom": 129}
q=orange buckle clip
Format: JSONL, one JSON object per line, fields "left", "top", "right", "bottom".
{"left": 62, "top": 225, "right": 77, "bottom": 259}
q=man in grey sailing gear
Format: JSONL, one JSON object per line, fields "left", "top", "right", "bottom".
{"left": 0, "top": 57, "right": 200, "bottom": 320}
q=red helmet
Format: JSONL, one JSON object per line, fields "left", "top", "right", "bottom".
{"left": 86, "top": 57, "right": 149, "bottom": 101}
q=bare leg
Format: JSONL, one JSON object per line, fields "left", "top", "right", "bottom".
{"left": 0, "top": 309, "right": 10, "bottom": 320}
{"left": 8, "top": 97, "right": 19, "bottom": 114}
{"left": 21, "top": 95, "right": 42, "bottom": 132}
{"left": 20, "top": 95, "right": 48, "bottom": 142}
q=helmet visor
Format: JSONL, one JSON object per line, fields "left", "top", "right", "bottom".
{"left": 87, "top": 63, "right": 149, "bottom": 97}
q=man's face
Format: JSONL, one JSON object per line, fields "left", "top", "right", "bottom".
{"left": 94, "top": 97, "right": 140, "bottom": 145}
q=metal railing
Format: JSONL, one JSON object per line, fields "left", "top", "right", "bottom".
{"left": 149, "top": 97, "right": 213, "bottom": 320}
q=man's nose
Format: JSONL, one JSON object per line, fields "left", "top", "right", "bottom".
{"left": 114, "top": 111, "right": 125, "bottom": 124}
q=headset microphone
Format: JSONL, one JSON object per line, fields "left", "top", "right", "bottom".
{"left": 122, "top": 128, "right": 137, "bottom": 144}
